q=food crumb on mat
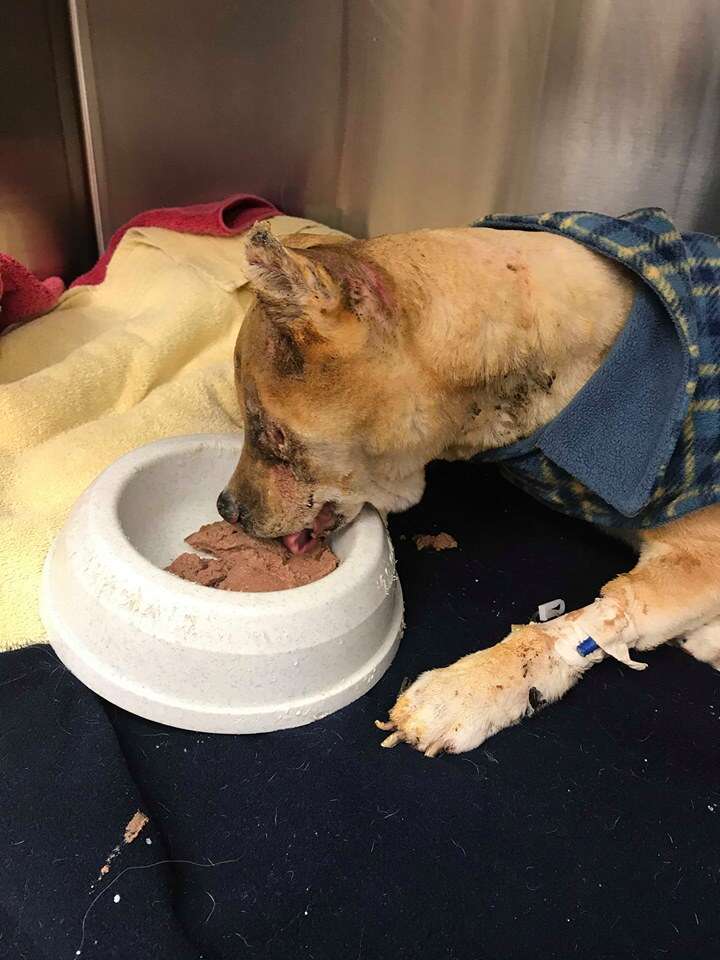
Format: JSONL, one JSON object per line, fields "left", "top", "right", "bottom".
{"left": 413, "top": 532, "right": 458, "bottom": 551}
{"left": 166, "top": 521, "right": 338, "bottom": 592}
{"left": 123, "top": 810, "right": 149, "bottom": 844}
{"left": 96, "top": 810, "right": 148, "bottom": 880}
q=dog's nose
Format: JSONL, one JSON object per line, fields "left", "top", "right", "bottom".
{"left": 216, "top": 489, "right": 241, "bottom": 524}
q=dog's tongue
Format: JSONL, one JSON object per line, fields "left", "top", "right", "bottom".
{"left": 282, "top": 503, "right": 336, "bottom": 555}
{"left": 282, "top": 529, "right": 316, "bottom": 555}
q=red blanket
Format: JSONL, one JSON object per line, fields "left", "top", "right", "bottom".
{"left": 0, "top": 255, "right": 64, "bottom": 332}
{"left": 1, "top": 193, "right": 279, "bottom": 331}
{"left": 71, "top": 193, "right": 279, "bottom": 287}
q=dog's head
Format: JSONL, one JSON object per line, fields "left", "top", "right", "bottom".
{"left": 217, "top": 225, "right": 433, "bottom": 553}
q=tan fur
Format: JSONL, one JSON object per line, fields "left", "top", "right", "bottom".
{"left": 225, "top": 221, "right": 719, "bottom": 756}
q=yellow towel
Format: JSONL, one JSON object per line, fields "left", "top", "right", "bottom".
{"left": 0, "top": 215, "right": 345, "bottom": 650}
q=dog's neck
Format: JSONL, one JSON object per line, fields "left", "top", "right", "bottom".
{"left": 363, "top": 227, "right": 636, "bottom": 462}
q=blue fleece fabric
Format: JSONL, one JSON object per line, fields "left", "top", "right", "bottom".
{"left": 472, "top": 208, "right": 720, "bottom": 528}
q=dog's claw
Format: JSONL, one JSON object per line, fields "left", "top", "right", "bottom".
{"left": 380, "top": 732, "right": 403, "bottom": 748}
{"left": 424, "top": 741, "right": 443, "bottom": 758}
{"left": 374, "top": 719, "right": 395, "bottom": 731}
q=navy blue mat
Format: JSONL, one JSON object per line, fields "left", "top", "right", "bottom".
{"left": 2, "top": 461, "right": 719, "bottom": 960}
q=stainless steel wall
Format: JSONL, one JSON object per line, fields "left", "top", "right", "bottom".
{"left": 0, "top": 1, "right": 94, "bottom": 279}
{"left": 57, "top": 0, "right": 720, "bottom": 248}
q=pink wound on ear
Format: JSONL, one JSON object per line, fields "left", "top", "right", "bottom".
{"left": 359, "top": 263, "right": 394, "bottom": 315}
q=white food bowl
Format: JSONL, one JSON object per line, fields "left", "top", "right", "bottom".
{"left": 41, "top": 434, "right": 403, "bottom": 733}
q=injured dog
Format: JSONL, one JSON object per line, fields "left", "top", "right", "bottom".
{"left": 217, "top": 210, "right": 720, "bottom": 757}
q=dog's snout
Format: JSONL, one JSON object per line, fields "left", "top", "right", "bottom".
{"left": 216, "top": 489, "right": 242, "bottom": 524}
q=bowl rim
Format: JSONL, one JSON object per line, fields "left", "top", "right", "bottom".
{"left": 80, "top": 433, "right": 391, "bottom": 617}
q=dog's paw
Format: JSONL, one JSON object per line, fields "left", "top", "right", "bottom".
{"left": 375, "top": 648, "right": 538, "bottom": 757}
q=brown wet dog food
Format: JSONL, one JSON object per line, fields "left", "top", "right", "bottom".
{"left": 413, "top": 532, "right": 458, "bottom": 551}
{"left": 166, "top": 521, "right": 338, "bottom": 592}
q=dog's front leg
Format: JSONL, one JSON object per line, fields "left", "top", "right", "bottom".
{"left": 377, "top": 507, "right": 720, "bottom": 755}
{"left": 375, "top": 618, "right": 596, "bottom": 757}
{"left": 375, "top": 597, "right": 643, "bottom": 756}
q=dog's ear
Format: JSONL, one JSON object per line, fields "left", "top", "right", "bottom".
{"left": 245, "top": 224, "right": 337, "bottom": 312}
{"left": 245, "top": 225, "right": 393, "bottom": 361}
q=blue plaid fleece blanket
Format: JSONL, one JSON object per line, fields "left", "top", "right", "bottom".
{"left": 472, "top": 208, "right": 720, "bottom": 529}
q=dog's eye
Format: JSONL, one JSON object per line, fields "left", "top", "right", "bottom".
{"left": 270, "top": 425, "right": 286, "bottom": 449}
